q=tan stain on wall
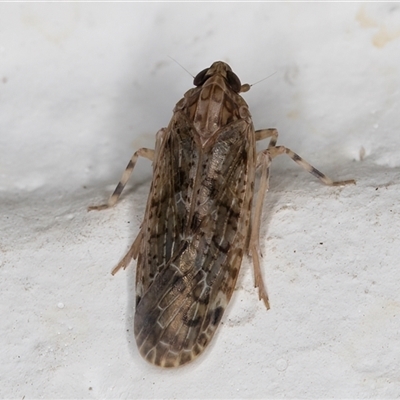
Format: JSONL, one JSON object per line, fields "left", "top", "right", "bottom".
{"left": 21, "top": 4, "right": 80, "bottom": 45}
{"left": 372, "top": 26, "right": 400, "bottom": 49}
{"left": 356, "top": 6, "right": 400, "bottom": 48}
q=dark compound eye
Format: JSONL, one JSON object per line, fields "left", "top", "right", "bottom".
{"left": 193, "top": 68, "right": 210, "bottom": 86}
{"left": 226, "top": 70, "right": 242, "bottom": 93}
{"left": 193, "top": 66, "right": 242, "bottom": 92}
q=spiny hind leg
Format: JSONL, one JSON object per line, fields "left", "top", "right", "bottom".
{"left": 250, "top": 128, "right": 354, "bottom": 308}
{"left": 88, "top": 148, "right": 150, "bottom": 274}
{"left": 111, "top": 230, "right": 143, "bottom": 275}
{"left": 249, "top": 149, "right": 277, "bottom": 310}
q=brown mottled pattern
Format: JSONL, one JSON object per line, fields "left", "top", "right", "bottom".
{"left": 133, "top": 62, "right": 256, "bottom": 367}
{"left": 89, "top": 61, "right": 355, "bottom": 368}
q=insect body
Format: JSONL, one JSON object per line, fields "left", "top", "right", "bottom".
{"left": 89, "top": 61, "right": 354, "bottom": 367}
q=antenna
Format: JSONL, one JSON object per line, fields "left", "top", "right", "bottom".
{"left": 168, "top": 56, "right": 194, "bottom": 78}
{"left": 250, "top": 71, "right": 278, "bottom": 87}
{"left": 240, "top": 71, "right": 277, "bottom": 93}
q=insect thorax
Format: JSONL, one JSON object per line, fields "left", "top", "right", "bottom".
{"left": 175, "top": 74, "right": 251, "bottom": 144}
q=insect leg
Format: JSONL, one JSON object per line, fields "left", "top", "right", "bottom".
{"left": 111, "top": 230, "right": 143, "bottom": 275}
{"left": 249, "top": 148, "right": 278, "bottom": 310}
{"left": 255, "top": 128, "right": 278, "bottom": 147}
{"left": 269, "top": 145, "right": 356, "bottom": 186}
{"left": 88, "top": 147, "right": 155, "bottom": 211}
{"left": 256, "top": 127, "right": 355, "bottom": 185}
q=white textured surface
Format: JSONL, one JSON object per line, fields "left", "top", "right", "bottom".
{"left": 1, "top": 3, "right": 400, "bottom": 398}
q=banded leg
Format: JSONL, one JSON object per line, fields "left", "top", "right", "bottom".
{"left": 255, "top": 128, "right": 278, "bottom": 148}
{"left": 89, "top": 128, "right": 168, "bottom": 211}
{"left": 271, "top": 146, "right": 356, "bottom": 186}
{"left": 256, "top": 128, "right": 355, "bottom": 186}
{"left": 88, "top": 147, "right": 155, "bottom": 211}
{"left": 88, "top": 148, "right": 151, "bottom": 274}
{"left": 251, "top": 128, "right": 354, "bottom": 309}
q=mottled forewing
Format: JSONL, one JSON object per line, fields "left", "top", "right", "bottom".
{"left": 134, "top": 112, "right": 198, "bottom": 307}
{"left": 135, "top": 116, "right": 256, "bottom": 367}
